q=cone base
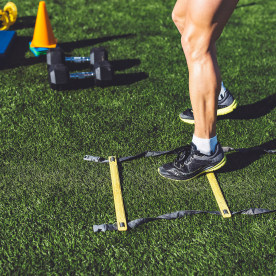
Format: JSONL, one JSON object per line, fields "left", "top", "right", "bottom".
{"left": 30, "top": 40, "right": 57, "bottom": 49}
{"left": 29, "top": 42, "right": 50, "bottom": 57}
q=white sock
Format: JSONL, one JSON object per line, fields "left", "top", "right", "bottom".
{"left": 192, "top": 135, "right": 218, "bottom": 155}
{"left": 219, "top": 81, "right": 227, "bottom": 100}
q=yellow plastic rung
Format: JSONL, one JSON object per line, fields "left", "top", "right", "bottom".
{"left": 206, "top": 172, "right": 231, "bottom": 218}
{"left": 109, "top": 156, "right": 128, "bottom": 231}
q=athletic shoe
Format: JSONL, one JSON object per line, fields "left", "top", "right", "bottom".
{"left": 179, "top": 89, "right": 237, "bottom": 124}
{"left": 158, "top": 142, "right": 226, "bottom": 181}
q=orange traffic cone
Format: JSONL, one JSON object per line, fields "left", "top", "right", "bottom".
{"left": 30, "top": 1, "right": 57, "bottom": 48}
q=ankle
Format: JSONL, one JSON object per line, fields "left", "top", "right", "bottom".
{"left": 192, "top": 134, "right": 218, "bottom": 155}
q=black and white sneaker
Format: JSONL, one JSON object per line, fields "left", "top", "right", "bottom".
{"left": 158, "top": 142, "right": 226, "bottom": 181}
{"left": 179, "top": 89, "right": 237, "bottom": 124}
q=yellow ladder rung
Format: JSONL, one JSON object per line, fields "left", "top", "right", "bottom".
{"left": 206, "top": 172, "right": 231, "bottom": 218}
{"left": 109, "top": 156, "right": 128, "bottom": 231}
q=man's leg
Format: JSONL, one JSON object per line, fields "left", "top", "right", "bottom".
{"left": 182, "top": 0, "right": 238, "bottom": 139}
{"left": 159, "top": 0, "right": 238, "bottom": 181}
{"left": 172, "top": 0, "right": 238, "bottom": 125}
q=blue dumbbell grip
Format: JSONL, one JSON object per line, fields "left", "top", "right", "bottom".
{"left": 70, "top": 72, "right": 95, "bottom": 79}
{"left": 65, "top": 57, "right": 90, "bottom": 63}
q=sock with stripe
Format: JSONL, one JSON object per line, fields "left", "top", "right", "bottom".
{"left": 192, "top": 134, "right": 218, "bottom": 155}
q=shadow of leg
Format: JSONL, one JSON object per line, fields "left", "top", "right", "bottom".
{"left": 219, "top": 139, "right": 276, "bottom": 173}
{"left": 218, "top": 93, "right": 276, "bottom": 121}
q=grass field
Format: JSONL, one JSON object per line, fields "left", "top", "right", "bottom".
{"left": 0, "top": 0, "right": 275, "bottom": 274}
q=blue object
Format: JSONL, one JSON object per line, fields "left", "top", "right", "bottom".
{"left": 29, "top": 42, "right": 49, "bottom": 57}
{"left": 0, "top": 30, "right": 16, "bottom": 59}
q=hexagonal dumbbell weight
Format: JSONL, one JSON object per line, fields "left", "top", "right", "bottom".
{"left": 46, "top": 47, "right": 108, "bottom": 67}
{"left": 48, "top": 60, "right": 113, "bottom": 90}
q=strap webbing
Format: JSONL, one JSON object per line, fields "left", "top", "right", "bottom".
{"left": 93, "top": 208, "right": 276, "bottom": 232}
{"left": 84, "top": 146, "right": 188, "bottom": 163}
{"left": 84, "top": 146, "right": 275, "bottom": 164}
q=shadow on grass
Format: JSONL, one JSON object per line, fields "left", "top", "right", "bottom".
{"left": 10, "top": 16, "right": 36, "bottom": 30}
{"left": 218, "top": 93, "right": 276, "bottom": 121}
{"left": 60, "top": 34, "right": 135, "bottom": 52}
{"left": 236, "top": 2, "right": 258, "bottom": 9}
{"left": 218, "top": 139, "right": 276, "bottom": 173}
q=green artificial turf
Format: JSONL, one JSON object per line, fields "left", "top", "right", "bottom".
{"left": 0, "top": 0, "right": 275, "bottom": 274}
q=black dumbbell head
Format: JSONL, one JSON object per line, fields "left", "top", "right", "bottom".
{"left": 47, "top": 48, "right": 65, "bottom": 66}
{"left": 94, "top": 60, "right": 113, "bottom": 81}
{"left": 90, "top": 47, "right": 108, "bottom": 65}
{"left": 48, "top": 63, "right": 70, "bottom": 89}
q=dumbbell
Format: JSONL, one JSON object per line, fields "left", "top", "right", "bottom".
{"left": 48, "top": 60, "right": 113, "bottom": 90}
{"left": 46, "top": 47, "right": 108, "bottom": 67}
{"left": 0, "top": 2, "right": 17, "bottom": 31}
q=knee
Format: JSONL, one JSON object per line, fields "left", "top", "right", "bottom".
{"left": 172, "top": 10, "right": 184, "bottom": 32}
{"left": 171, "top": 11, "right": 179, "bottom": 26}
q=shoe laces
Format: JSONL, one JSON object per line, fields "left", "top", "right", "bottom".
{"left": 174, "top": 145, "right": 192, "bottom": 168}
{"left": 219, "top": 89, "right": 229, "bottom": 102}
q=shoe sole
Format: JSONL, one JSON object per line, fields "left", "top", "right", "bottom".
{"left": 158, "top": 156, "right": 226, "bottom": 181}
{"left": 217, "top": 99, "right": 238, "bottom": 116}
{"left": 179, "top": 100, "right": 238, "bottom": 124}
